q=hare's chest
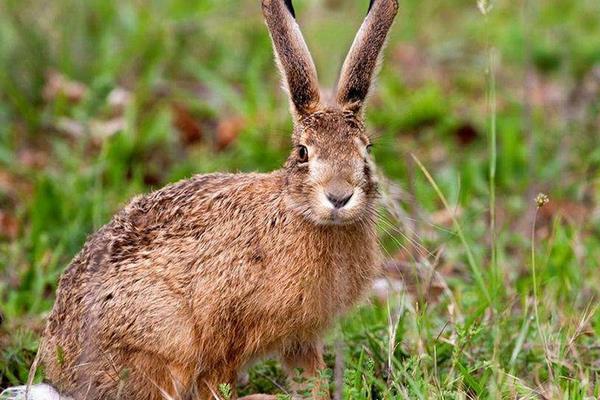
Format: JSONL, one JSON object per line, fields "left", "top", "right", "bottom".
{"left": 279, "top": 251, "right": 376, "bottom": 325}
{"left": 245, "top": 222, "right": 379, "bottom": 334}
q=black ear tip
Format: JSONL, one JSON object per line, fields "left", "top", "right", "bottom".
{"left": 284, "top": 0, "right": 296, "bottom": 18}
{"left": 367, "top": 0, "right": 375, "bottom": 13}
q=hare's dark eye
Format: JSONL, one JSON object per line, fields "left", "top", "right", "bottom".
{"left": 297, "top": 145, "right": 309, "bottom": 163}
{"left": 366, "top": 144, "right": 373, "bottom": 154}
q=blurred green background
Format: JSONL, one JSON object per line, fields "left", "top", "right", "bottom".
{"left": 1, "top": 0, "right": 599, "bottom": 397}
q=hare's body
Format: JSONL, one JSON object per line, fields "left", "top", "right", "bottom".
{"left": 37, "top": 0, "right": 398, "bottom": 398}
{"left": 41, "top": 171, "right": 378, "bottom": 399}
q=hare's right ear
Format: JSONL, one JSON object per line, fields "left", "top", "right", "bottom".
{"left": 336, "top": 0, "right": 398, "bottom": 114}
{"left": 262, "top": 0, "right": 321, "bottom": 117}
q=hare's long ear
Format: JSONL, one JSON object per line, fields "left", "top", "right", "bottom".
{"left": 262, "top": 0, "right": 321, "bottom": 117}
{"left": 336, "top": 0, "right": 398, "bottom": 114}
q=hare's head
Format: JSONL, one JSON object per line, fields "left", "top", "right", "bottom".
{"left": 263, "top": 0, "right": 398, "bottom": 225}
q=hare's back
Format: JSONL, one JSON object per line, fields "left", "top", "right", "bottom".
{"left": 60, "top": 172, "right": 285, "bottom": 290}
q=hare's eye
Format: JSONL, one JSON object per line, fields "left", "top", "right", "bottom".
{"left": 297, "top": 145, "right": 309, "bottom": 163}
{"left": 366, "top": 144, "right": 373, "bottom": 154}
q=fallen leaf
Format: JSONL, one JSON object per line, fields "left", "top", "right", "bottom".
{"left": 43, "top": 70, "right": 87, "bottom": 103}
{"left": 216, "top": 116, "right": 245, "bottom": 151}
{"left": 172, "top": 103, "right": 203, "bottom": 145}
{"left": 0, "top": 211, "right": 19, "bottom": 240}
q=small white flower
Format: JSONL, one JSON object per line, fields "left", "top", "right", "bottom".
{"left": 535, "top": 193, "right": 549, "bottom": 208}
{"left": 477, "top": 0, "right": 494, "bottom": 15}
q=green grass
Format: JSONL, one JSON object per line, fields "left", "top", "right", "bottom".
{"left": 1, "top": 0, "right": 600, "bottom": 398}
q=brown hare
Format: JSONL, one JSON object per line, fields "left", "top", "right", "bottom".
{"left": 7, "top": 0, "right": 399, "bottom": 399}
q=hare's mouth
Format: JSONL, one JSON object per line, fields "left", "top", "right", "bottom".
{"left": 314, "top": 211, "right": 366, "bottom": 227}
{"left": 327, "top": 212, "right": 356, "bottom": 226}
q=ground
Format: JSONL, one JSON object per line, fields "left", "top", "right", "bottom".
{"left": 1, "top": 0, "right": 600, "bottom": 398}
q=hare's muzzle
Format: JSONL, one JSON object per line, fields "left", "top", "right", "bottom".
{"left": 324, "top": 180, "right": 354, "bottom": 209}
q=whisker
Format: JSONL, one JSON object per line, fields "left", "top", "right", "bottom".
{"left": 375, "top": 207, "right": 434, "bottom": 253}
{"left": 377, "top": 223, "right": 413, "bottom": 257}
{"left": 377, "top": 213, "right": 434, "bottom": 260}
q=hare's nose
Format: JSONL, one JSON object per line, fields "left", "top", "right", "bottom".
{"left": 326, "top": 191, "right": 353, "bottom": 209}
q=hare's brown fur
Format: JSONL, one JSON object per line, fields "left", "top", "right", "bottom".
{"left": 42, "top": 169, "right": 377, "bottom": 399}
{"left": 40, "top": 0, "right": 398, "bottom": 399}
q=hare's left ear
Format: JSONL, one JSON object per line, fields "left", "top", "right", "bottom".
{"left": 336, "top": 0, "right": 398, "bottom": 114}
